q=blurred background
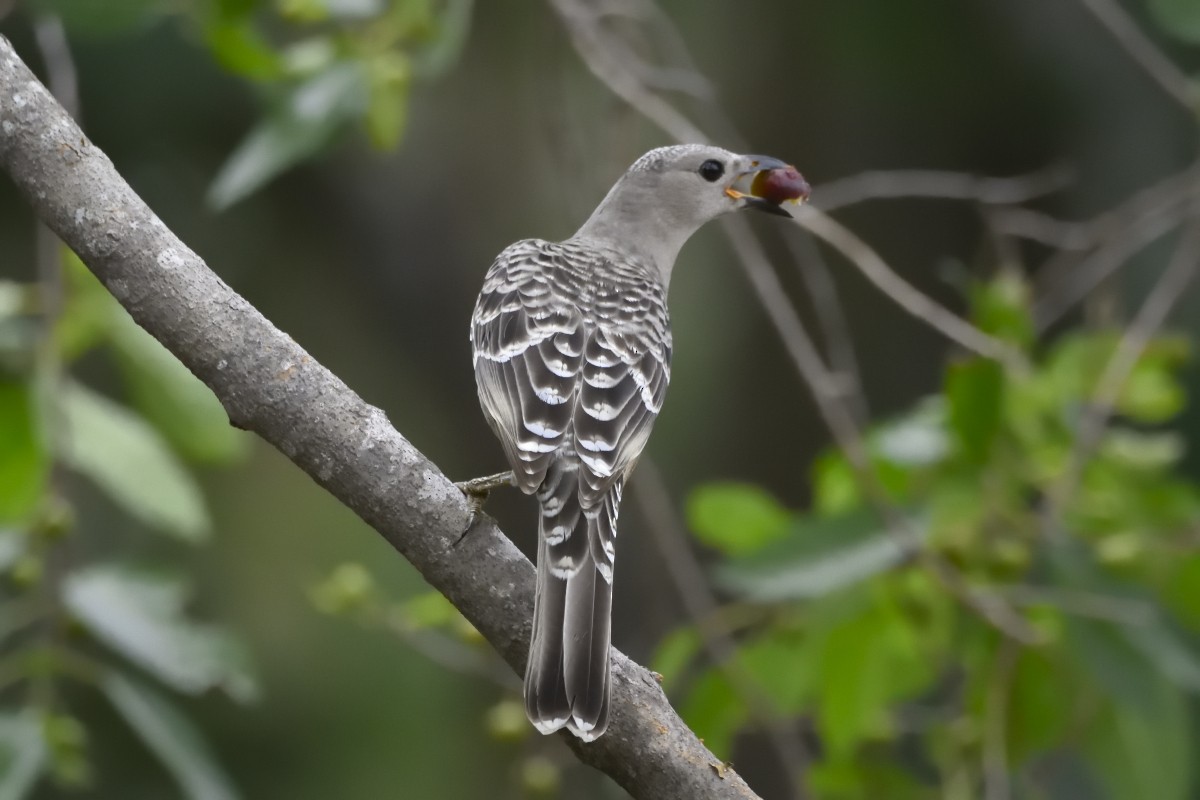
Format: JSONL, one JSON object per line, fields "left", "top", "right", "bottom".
{"left": 2, "top": 0, "right": 1200, "bottom": 798}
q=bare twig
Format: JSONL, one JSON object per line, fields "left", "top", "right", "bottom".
{"left": 783, "top": 233, "right": 869, "bottom": 423}
{"left": 794, "top": 207, "right": 1029, "bottom": 372}
{"left": 992, "top": 585, "right": 1157, "bottom": 626}
{"left": 988, "top": 206, "right": 1098, "bottom": 250}
{"left": 632, "top": 460, "right": 810, "bottom": 799}
{"left": 1032, "top": 164, "right": 1200, "bottom": 330}
{"left": 1063, "top": 220, "right": 1200, "bottom": 499}
{"left": 550, "top": 0, "right": 706, "bottom": 143}
{"left": 1075, "top": 0, "right": 1199, "bottom": 112}
{"left": 722, "top": 219, "right": 1041, "bottom": 645}
{"left": 1044, "top": 219, "right": 1200, "bottom": 541}
{"left": 552, "top": 0, "right": 1040, "bottom": 645}
{"left": 814, "top": 166, "right": 1073, "bottom": 213}
{"left": 0, "top": 37, "right": 761, "bottom": 800}
{"left": 982, "top": 637, "right": 1019, "bottom": 800}
{"left": 1034, "top": 208, "right": 1185, "bottom": 331}
{"left": 552, "top": 0, "right": 1019, "bottom": 369}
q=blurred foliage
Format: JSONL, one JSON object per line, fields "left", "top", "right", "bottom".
{"left": 1, "top": 2, "right": 474, "bottom": 794}
{"left": 309, "top": 563, "right": 564, "bottom": 792}
{"left": 1148, "top": 0, "right": 1200, "bottom": 44}
{"left": 0, "top": 249, "right": 253, "bottom": 797}
{"left": 662, "top": 271, "right": 1200, "bottom": 799}
{"left": 25, "top": 0, "right": 472, "bottom": 208}
{"left": 4, "top": 0, "right": 1200, "bottom": 797}
{"left": 198, "top": 0, "right": 473, "bottom": 208}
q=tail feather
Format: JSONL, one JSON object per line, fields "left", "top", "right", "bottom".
{"left": 562, "top": 550, "right": 611, "bottom": 736}
{"left": 524, "top": 470, "right": 620, "bottom": 741}
{"left": 525, "top": 538, "right": 571, "bottom": 731}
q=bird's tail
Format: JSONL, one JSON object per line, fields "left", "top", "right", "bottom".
{"left": 524, "top": 466, "right": 619, "bottom": 741}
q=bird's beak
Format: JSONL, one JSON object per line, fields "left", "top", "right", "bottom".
{"left": 724, "top": 155, "right": 810, "bottom": 218}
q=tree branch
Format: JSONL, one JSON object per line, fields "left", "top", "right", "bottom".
{"left": 0, "top": 36, "right": 761, "bottom": 800}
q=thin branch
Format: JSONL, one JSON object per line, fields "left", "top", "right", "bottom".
{"left": 551, "top": 0, "right": 1040, "bottom": 645}
{"left": 982, "top": 637, "right": 1018, "bottom": 800}
{"left": 992, "top": 585, "right": 1157, "bottom": 626}
{"left": 1045, "top": 219, "right": 1200, "bottom": 538}
{"left": 632, "top": 460, "right": 811, "bottom": 799}
{"left": 0, "top": 37, "right": 761, "bottom": 800}
{"left": 783, "top": 232, "right": 869, "bottom": 423}
{"left": 552, "top": 0, "right": 1024, "bottom": 370}
{"left": 814, "top": 166, "right": 1073, "bottom": 213}
{"left": 1032, "top": 164, "right": 1200, "bottom": 330}
{"left": 988, "top": 206, "right": 1098, "bottom": 250}
{"left": 794, "top": 208, "right": 1029, "bottom": 372}
{"left": 550, "top": 0, "right": 707, "bottom": 143}
{"left": 1033, "top": 206, "right": 1185, "bottom": 331}
{"left": 1063, "top": 220, "right": 1200, "bottom": 499}
{"left": 1076, "top": 0, "right": 1199, "bottom": 112}
{"left": 721, "top": 218, "right": 1041, "bottom": 646}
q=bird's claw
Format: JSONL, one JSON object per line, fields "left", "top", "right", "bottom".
{"left": 452, "top": 471, "right": 516, "bottom": 544}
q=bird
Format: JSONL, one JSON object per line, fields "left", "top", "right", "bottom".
{"left": 467, "top": 144, "right": 809, "bottom": 741}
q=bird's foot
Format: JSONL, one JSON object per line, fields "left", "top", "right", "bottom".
{"left": 455, "top": 470, "right": 517, "bottom": 500}
{"left": 453, "top": 471, "right": 516, "bottom": 543}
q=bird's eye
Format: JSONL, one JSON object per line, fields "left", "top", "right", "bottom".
{"left": 698, "top": 159, "right": 725, "bottom": 182}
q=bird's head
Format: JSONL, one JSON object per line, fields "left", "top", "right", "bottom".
{"left": 573, "top": 144, "right": 809, "bottom": 280}
{"left": 624, "top": 144, "right": 810, "bottom": 223}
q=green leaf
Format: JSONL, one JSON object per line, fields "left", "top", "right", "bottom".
{"left": 1117, "top": 357, "right": 1185, "bottom": 422}
{"left": 59, "top": 382, "right": 210, "bottom": 541}
{"left": 1067, "top": 615, "right": 1169, "bottom": 710}
{"left": 686, "top": 483, "right": 791, "bottom": 556}
{"left": 717, "top": 510, "right": 912, "bottom": 601}
{"left": 40, "top": 713, "right": 89, "bottom": 788}
{"left": 401, "top": 591, "right": 457, "bottom": 629}
{"left": 651, "top": 627, "right": 701, "bottom": 692}
{"left": 364, "top": 53, "right": 410, "bottom": 149}
{"left": 101, "top": 671, "right": 240, "bottom": 800}
{"left": 1083, "top": 675, "right": 1192, "bottom": 800}
{"left": 1007, "top": 648, "right": 1072, "bottom": 762}
{"left": 871, "top": 398, "right": 948, "bottom": 467}
{"left": 1147, "top": 0, "right": 1200, "bottom": 43}
{"left": 945, "top": 358, "right": 1004, "bottom": 463}
{"left": 816, "top": 607, "right": 894, "bottom": 758}
{"left": 739, "top": 628, "right": 816, "bottom": 714}
{"left": 203, "top": 17, "right": 283, "bottom": 81}
{"left": 1124, "top": 622, "right": 1200, "bottom": 694}
{"left": 411, "top": 0, "right": 473, "bottom": 78}
{"left": 806, "top": 758, "right": 928, "bottom": 800}
{"left": 25, "top": 0, "right": 162, "bottom": 36}
{"left": 1098, "top": 428, "right": 1184, "bottom": 470}
{"left": 1165, "top": 553, "right": 1200, "bottom": 629}
{"left": 678, "top": 669, "right": 745, "bottom": 759}
{"left": 311, "top": 562, "right": 378, "bottom": 616}
{"left": 812, "top": 451, "right": 861, "bottom": 515}
{"left": 0, "top": 711, "right": 46, "bottom": 800}
{"left": 57, "top": 251, "right": 117, "bottom": 361}
{"left": 208, "top": 63, "right": 368, "bottom": 209}
{"left": 109, "top": 312, "right": 247, "bottom": 464}
{"left": 970, "top": 270, "right": 1034, "bottom": 347}
{"left": 0, "top": 379, "right": 48, "bottom": 524}
{"left": 63, "top": 564, "right": 258, "bottom": 701}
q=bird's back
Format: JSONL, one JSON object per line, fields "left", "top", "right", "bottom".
{"left": 470, "top": 237, "right": 672, "bottom": 739}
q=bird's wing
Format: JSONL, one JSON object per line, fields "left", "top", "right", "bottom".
{"left": 471, "top": 241, "right": 586, "bottom": 494}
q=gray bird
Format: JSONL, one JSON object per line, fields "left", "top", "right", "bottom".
{"left": 468, "top": 144, "right": 808, "bottom": 741}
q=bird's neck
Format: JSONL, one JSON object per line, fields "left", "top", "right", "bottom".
{"left": 570, "top": 186, "right": 699, "bottom": 287}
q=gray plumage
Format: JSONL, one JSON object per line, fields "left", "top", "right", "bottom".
{"left": 470, "top": 144, "right": 800, "bottom": 741}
